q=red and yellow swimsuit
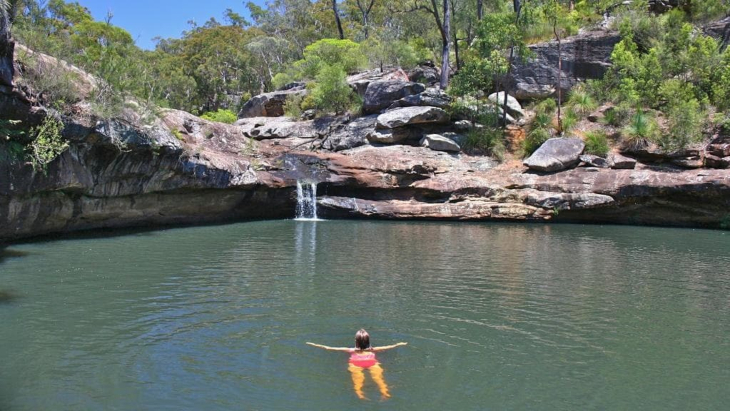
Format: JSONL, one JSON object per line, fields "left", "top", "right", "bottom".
{"left": 349, "top": 351, "right": 378, "bottom": 368}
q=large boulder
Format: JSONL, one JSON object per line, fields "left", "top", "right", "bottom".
{"left": 363, "top": 80, "right": 426, "bottom": 114}
{"left": 376, "top": 106, "right": 449, "bottom": 129}
{"left": 524, "top": 138, "right": 585, "bottom": 172}
{"left": 238, "top": 88, "right": 306, "bottom": 118}
{"left": 322, "top": 115, "right": 377, "bottom": 151}
{"left": 512, "top": 29, "right": 621, "bottom": 99}
{"left": 421, "top": 134, "right": 461, "bottom": 153}
{"left": 388, "top": 88, "right": 452, "bottom": 110}
{"left": 406, "top": 61, "right": 440, "bottom": 85}
{"left": 487, "top": 92, "right": 524, "bottom": 119}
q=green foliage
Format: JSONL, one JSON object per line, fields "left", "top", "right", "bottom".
{"left": 601, "top": 104, "right": 632, "bottom": 127}
{"left": 463, "top": 127, "right": 505, "bottom": 160}
{"left": 584, "top": 130, "right": 610, "bottom": 156}
{"left": 27, "top": 115, "right": 67, "bottom": 173}
{"left": 523, "top": 126, "right": 551, "bottom": 157}
{"left": 302, "top": 39, "right": 365, "bottom": 76}
{"left": 622, "top": 110, "right": 658, "bottom": 147}
{"left": 534, "top": 98, "right": 557, "bottom": 116}
{"left": 200, "top": 109, "right": 238, "bottom": 124}
{"left": 310, "top": 64, "right": 359, "bottom": 115}
{"left": 660, "top": 98, "right": 705, "bottom": 150}
{"left": 283, "top": 93, "right": 304, "bottom": 118}
{"left": 524, "top": 107, "right": 554, "bottom": 156}
{"left": 171, "top": 129, "right": 184, "bottom": 141}
{"left": 562, "top": 109, "right": 578, "bottom": 133}
{"left": 451, "top": 12, "right": 528, "bottom": 97}
{"left": 567, "top": 84, "right": 597, "bottom": 118}
{"left": 272, "top": 72, "right": 294, "bottom": 90}
{"left": 361, "top": 36, "right": 420, "bottom": 71}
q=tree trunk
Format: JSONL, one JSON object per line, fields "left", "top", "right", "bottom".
{"left": 332, "top": 0, "right": 345, "bottom": 40}
{"left": 477, "top": 0, "right": 483, "bottom": 20}
{"left": 440, "top": 0, "right": 451, "bottom": 89}
{"left": 357, "top": 0, "right": 376, "bottom": 39}
{"left": 554, "top": 24, "right": 562, "bottom": 133}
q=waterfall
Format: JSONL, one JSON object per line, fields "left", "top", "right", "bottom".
{"left": 295, "top": 181, "right": 319, "bottom": 220}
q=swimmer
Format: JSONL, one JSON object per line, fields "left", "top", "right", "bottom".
{"left": 307, "top": 329, "right": 408, "bottom": 400}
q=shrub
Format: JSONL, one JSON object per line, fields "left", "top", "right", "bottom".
{"left": 660, "top": 98, "right": 705, "bottom": 150}
{"left": 622, "top": 110, "right": 658, "bottom": 147}
{"left": 561, "top": 109, "right": 578, "bottom": 134}
{"left": 463, "top": 127, "right": 505, "bottom": 160}
{"left": 523, "top": 127, "right": 551, "bottom": 157}
{"left": 567, "top": 84, "right": 597, "bottom": 118}
{"left": 302, "top": 39, "right": 365, "bottom": 75}
{"left": 27, "top": 116, "right": 68, "bottom": 173}
{"left": 272, "top": 73, "right": 294, "bottom": 91}
{"left": 200, "top": 109, "right": 237, "bottom": 124}
{"left": 601, "top": 103, "right": 632, "bottom": 127}
{"left": 534, "top": 98, "right": 557, "bottom": 116}
{"left": 284, "top": 93, "right": 304, "bottom": 118}
{"left": 310, "top": 64, "right": 359, "bottom": 115}
{"left": 584, "top": 130, "right": 610, "bottom": 156}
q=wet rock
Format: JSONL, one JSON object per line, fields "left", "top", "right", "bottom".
{"left": 523, "top": 138, "right": 585, "bottom": 172}
{"left": 363, "top": 80, "right": 426, "bottom": 114}
{"left": 608, "top": 153, "right": 637, "bottom": 169}
{"left": 487, "top": 92, "right": 524, "bottom": 119}
{"left": 376, "top": 106, "right": 449, "bottom": 129}
{"left": 420, "top": 134, "right": 461, "bottom": 153}
{"left": 238, "top": 89, "right": 306, "bottom": 118}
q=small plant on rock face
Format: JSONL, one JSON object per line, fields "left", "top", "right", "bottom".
{"left": 200, "top": 109, "right": 237, "bottom": 124}
{"left": 27, "top": 116, "right": 68, "bottom": 173}
{"left": 561, "top": 110, "right": 578, "bottom": 134}
{"left": 284, "top": 93, "right": 304, "bottom": 118}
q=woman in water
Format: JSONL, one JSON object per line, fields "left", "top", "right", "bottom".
{"left": 307, "top": 329, "right": 408, "bottom": 400}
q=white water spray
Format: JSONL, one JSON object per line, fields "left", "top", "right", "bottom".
{"left": 295, "top": 181, "right": 319, "bottom": 220}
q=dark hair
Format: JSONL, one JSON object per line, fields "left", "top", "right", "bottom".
{"left": 355, "top": 329, "right": 370, "bottom": 350}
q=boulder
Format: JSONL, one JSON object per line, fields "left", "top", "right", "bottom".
{"left": 376, "top": 106, "right": 449, "bottom": 129}
{"left": 322, "top": 115, "right": 377, "bottom": 151}
{"left": 707, "top": 143, "right": 730, "bottom": 157}
{"left": 580, "top": 154, "right": 609, "bottom": 168}
{"left": 388, "top": 88, "right": 451, "bottom": 109}
{"left": 363, "top": 80, "right": 426, "bottom": 114}
{"left": 523, "top": 138, "right": 585, "bottom": 172}
{"left": 406, "top": 61, "right": 440, "bottom": 85}
{"left": 487, "top": 92, "right": 525, "bottom": 119}
{"left": 512, "top": 29, "right": 621, "bottom": 99}
{"left": 420, "top": 134, "right": 461, "bottom": 153}
{"left": 705, "top": 154, "right": 730, "bottom": 169}
{"left": 367, "top": 127, "right": 422, "bottom": 144}
{"left": 238, "top": 89, "right": 306, "bottom": 118}
{"left": 608, "top": 153, "right": 637, "bottom": 169}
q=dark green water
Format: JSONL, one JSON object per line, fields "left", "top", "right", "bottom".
{"left": 1, "top": 221, "right": 729, "bottom": 410}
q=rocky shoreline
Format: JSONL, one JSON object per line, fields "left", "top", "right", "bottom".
{"left": 2, "top": 25, "right": 730, "bottom": 243}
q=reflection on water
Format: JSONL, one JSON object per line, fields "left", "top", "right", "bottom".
{"left": 1, "top": 221, "right": 729, "bottom": 410}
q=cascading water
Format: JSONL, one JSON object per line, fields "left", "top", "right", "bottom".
{"left": 295, "top": 181, "right": 319, "bottom": 220}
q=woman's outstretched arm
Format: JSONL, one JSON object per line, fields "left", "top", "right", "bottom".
{"left": 372, "top": 342, "right": 408, "bottom": 352}
{"left": 306, "top": 342, "right": 352, "bottom": 352}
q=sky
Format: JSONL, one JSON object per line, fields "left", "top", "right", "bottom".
{"left": 74, "top": 0, "right": 267, "bottom": 50}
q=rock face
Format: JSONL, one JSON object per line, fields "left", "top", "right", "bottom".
{"left": 420, "top": 134, "right": 461, "bottom": 152}
{"left": 388, "top": 88, "right": 451, "bottom": 109}
{"left": 376, "top": 106, "right": 449, "bottom": 129}
{"left": 704, "top": 16, "right": 730, "bottom": 50}
{"left": 238, "top": 88, "right": 306, "bottom": 118}
{"left": 362, "top": 80, "right": 426, "bottom": 113}
{"left": 524, "top": 138, "right": 585, "bottom": 172}
{"left": 4, "top": 46, "right": 730, "bottom": 242}
{"left": 407, "top": 61, "right": 440, "bottom": 85}
{"left": 512, "top": 30, "right": 621, "bottom": 99}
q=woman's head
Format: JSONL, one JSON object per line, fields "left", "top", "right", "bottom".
{"left": 355, "top": 329, "right": 370, "bottom": 350}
